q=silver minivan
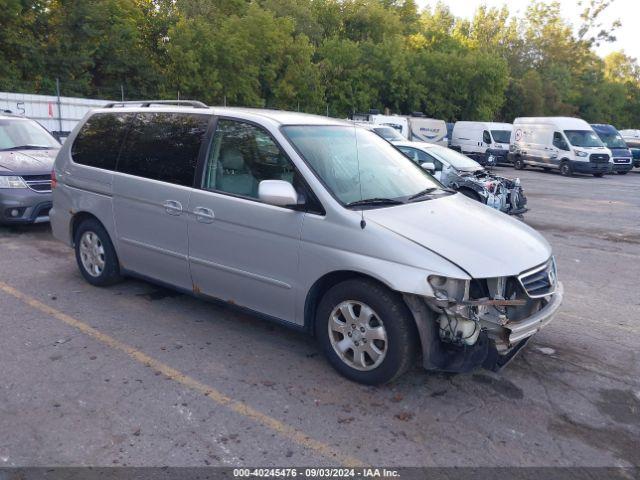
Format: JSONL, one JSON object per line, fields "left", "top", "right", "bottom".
{"left": 51, "top": 102, "right": 563, "bottom": 384}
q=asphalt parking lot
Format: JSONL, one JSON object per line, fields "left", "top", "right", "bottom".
{"left": 1, "top": 167, "right": 639, "bottom": 469}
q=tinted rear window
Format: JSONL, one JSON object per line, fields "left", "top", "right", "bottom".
{"left": 71, "top": 113, "right": 132, "bottom": 170}
{"left": 117, "top": 112, "right": 210, "bottom": 187}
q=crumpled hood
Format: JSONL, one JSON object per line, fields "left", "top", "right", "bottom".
{"left": 0, "top": 149, "right": 58, "bottom": 174}
{"left": 365, "top": 193, "right": 551, "bottom": 278}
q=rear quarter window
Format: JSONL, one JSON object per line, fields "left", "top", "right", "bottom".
{"left": 117, "top": 112, "right": 210, "bottom": 187}
{"left": 71, "top": 113, "right": 133, "bottom": 170}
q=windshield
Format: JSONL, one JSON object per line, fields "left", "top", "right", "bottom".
{"left": 373, "top": 127, "right": 405, "bottom": 142}
{"left": 283, "top": 126, "right": 442, "bottom": 205}
{"left": 491, "top": 129, "right": 511, "bottom": 144}
{"left": 428, "top": 146, "right": 483, "bottom": 171}
{"left": 564, "top": 130, "right": 604, "bottom": 148}
{"left": 0, "top": 118, "right": 59, "bottom": 150}
{"left": 595, "top": 131, "right": 627, "bottom": 149}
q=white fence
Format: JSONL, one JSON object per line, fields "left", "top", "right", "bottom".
{"left": 0, "top": 91, "right": 108, "bottom": 137}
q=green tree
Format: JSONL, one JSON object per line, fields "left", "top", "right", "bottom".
{"left": 167, "top": 3, "right": 323, "bottom": 110}
{"left": 0, "top": 0, "right": 48, "bottom": 92}
{"left": 0, "top": 0, "right": 639, "bottom": 126}
{"left": 44, "top": 0, "right": 163, "bottom": 99}
{"left": 604, "top": 51, "right": 640, "bottom": 83}
{"left": 318, "top": 36, "right": 378, "bottom": 116}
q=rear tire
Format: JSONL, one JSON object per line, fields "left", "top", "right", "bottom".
{"left": 315, "top": 279, "right": 418, "bottom": 385}
{"left": 560, "top": 161, "right": 572, "bottom": 177}
{"left": 616, "top": 171, "right": 628, "bottom": 175}
{"left": 593, "top": 172, "right": 605, "bottom": 177}
{"left": 74, "top": 218, "right": 122, "bottom": 286}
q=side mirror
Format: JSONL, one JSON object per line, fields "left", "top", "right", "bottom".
{"left": 421, "top": 162, "right": 435, "bottom": 172}
{"left": 258, "top": 180, "right": 299, "bottom": 207}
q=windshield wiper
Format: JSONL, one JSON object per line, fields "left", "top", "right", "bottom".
{"left": 1, "top": 145, "right": 52, "bottom": 151}
{"left": 408, "top": 187, "right": 453, "bottom": 201}
{"left": 346, "top": 198, "right": 404, "bottom": 207}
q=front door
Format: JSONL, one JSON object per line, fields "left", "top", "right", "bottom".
{"left": 113, "top": 111, "right": 211, "bottom": 290}
{"left": 188, "top": 118, "right": 306, "bottom": 323}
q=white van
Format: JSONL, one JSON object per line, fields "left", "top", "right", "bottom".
{"left": 450, "top": 121, "right": 512, "bottom": 166}
{"left": 510, "top": 117, "right": 612, "bottom": 177}
{"left": 367, "top": 114, "right": 448, "bottom": 146}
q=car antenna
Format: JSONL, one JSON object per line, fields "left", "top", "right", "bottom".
{"left": 354, "top": 124, "right": 366, "bottom": 229}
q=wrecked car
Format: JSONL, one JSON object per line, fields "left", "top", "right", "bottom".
{"left": 52, "top": 104, "right": 561, "bottom": 385}
{"left": 396, "top": 141, "right": 528, "bottom": 216}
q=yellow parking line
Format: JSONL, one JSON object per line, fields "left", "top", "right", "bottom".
{"left": 0, "top": 281, "right": 364, "bottom": 468}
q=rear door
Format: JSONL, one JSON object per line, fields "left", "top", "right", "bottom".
{"left": 537, "top": 127, "right": 555, "bottom": 166}
{"left": 522, "top": 125, "right": 545, "bottom": 165}
{"left": 187, "top": 118, "right": 312, "bottom": 323}
{"left": 467, "top": 126, "right": 483, "bottom": 155}
{"left": 456, "top": 125, "right": 476, "bottom": 154}
{"left": 113, "top": 111, "right": 212, "bottom": 290}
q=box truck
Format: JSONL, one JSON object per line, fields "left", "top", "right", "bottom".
{"left": 352, "top": 112, "right": 447, "bottom": 146}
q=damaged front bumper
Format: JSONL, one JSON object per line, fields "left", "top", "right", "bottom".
{"left": 404, "top": 281, "right": 563, "bottom": 374}
{"left": 502, "top": 282, "right": 563, "bottom": 346}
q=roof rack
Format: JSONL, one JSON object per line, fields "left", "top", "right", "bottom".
{"left": 103, "top": 100, "right": 208, "bottom": 109}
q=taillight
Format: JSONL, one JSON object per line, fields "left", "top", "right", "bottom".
{"left": 51, "top": 169, "right": 57, "bottom": 189}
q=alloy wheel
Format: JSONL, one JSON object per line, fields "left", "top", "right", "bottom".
{"left": 79, "top": 231, "right": 106, "bottom": 277}
{"left": 328, "top": 301, "right": 388, "bottom": 371}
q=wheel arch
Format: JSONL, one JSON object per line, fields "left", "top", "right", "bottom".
{"left": 304, "top": 270, "right": 397, "bottom": 335}
{"left": 70, "top": 211, "right": 106, "bottom": 246}
{"left": 457, "top": 186, "right": 482, "bottom": 201}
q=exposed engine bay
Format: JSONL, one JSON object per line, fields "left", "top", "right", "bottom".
{"left": 446, "top": 169, "right": 528, "bottom": 216}
{"left": 403, "top": 258, "right": 562, "bottom": 372}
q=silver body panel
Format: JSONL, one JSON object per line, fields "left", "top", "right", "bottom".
{"left": 187, "top": 188, "right": 304, "bottom": 321}
{"left": 114, "top": 174, "right": 193, "bottom": 290}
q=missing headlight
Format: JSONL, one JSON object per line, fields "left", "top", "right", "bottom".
{"left": 427, "top": 275, "right": 470, "bottom": 302}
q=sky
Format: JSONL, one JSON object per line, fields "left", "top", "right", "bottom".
{"left": 416, "top": 0, "right": 640, "bottom": 61}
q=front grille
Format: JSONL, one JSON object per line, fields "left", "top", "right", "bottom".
{"left": 518, "top": 258, "right": 557, "bottom": 298}
{"left": 21, "top": 174, "right": 52, "bottom": 193}
{"left": 589, "top": 153, "right": 610, "bottom": 163}
{"left": 613, "top": 157, "right": 631, "bottom": 164}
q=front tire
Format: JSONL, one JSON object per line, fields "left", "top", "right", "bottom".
{"left": 593, "top": 172, "right": 605, "bottom": 177}
{"left": 74, "top": 218, "right": 122, "bottom": 286}
{"left": 560, "top": 161, "right": 572, "bottom": 177}
{"left": 513, "top": 157, "right": 525, "bottom": 170}
{"left": 315, "top": 279, "right": 418, "bottom": 385}
{"left": 616, "top": 171, "right": 628, "bottom": 175}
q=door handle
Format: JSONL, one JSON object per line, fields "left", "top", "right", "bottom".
{"left": 163, "top": 200, "right": 183, "bottom": 215}
{"left": 193, "top": 206, "right": 215, "bottom": 223}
